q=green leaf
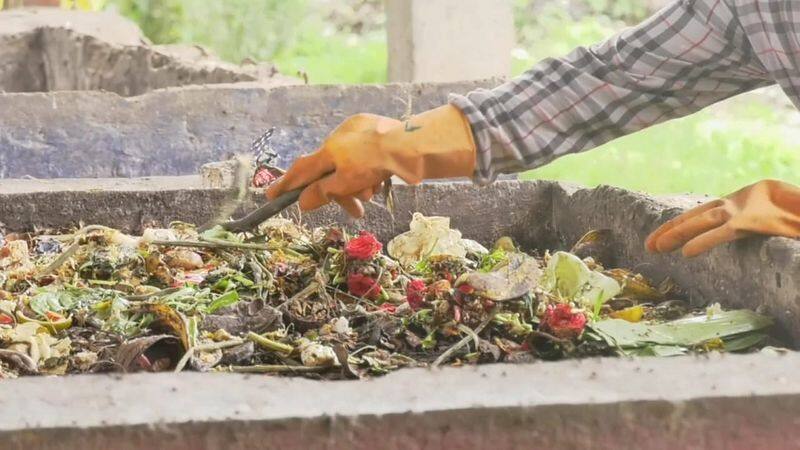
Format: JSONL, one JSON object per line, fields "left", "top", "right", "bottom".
{"left": 29, "top": 289, "right": 76, "bottom": 317}
{"left": 493, "top": 313, "right": 533, "bottom": 337}
{"left": 187, "top": 315, "right": 199, "bottom": 348}
{"left": 592, "top": 310, "right": 773, "bottom": 349}
{"left": 421, "top": 331, "right": 437, "bottom": 350}
{"left": 479, "top": 248, "right": 508, "bottom": 272}
{"left": 200, "top": 225, "right": 241, "bottom": 243}
{"left": 206, "top": 291, "right": 240, "bottom": 314}
{"left": 541, "top": 251, "right": 621, "bottom": 308}
{"left": 721, "top": 332, "right": 768, "bottom": 352}
{"left": 655, "top": 310, "right": 773, "bottom": 345}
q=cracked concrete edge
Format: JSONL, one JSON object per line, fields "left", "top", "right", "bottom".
{"left": 0, "top": 79, "right": 499, "bottom": 179}
{"left": 0, "top": 7, "right": 295, "bottom": 96}
{"left": 1, "top": 353, "right": 800, "bottom": 449}
{"left": 0, "top": 7, "right": 147, "bottom": 45}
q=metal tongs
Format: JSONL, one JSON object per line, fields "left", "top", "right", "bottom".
{"left": 207, "top": 129, "right": 304, "bottom": 233}
{"left": 219, "top": 188, "right": 303, "bottom": 232}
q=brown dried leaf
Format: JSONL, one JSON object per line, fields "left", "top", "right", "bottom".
{"left": 115, "top": 335, "right": 182, "bottom": 372}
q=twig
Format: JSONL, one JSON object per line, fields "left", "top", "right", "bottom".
{"left": 174, "top": 338, "right": 245, "bottom": 373}
{"left": 150, "top": 240, "right": 270, "bottom": 251}
{"left": 125, "top": 287, "right": 182, "bottom": 302}
{"left": 37, "top": 224, "right": 117, "bottom": 277}
{"left": 529, "top": 329, "right": 571, "bottom": 345}
{"left": 324, "top": 286, "right": 379, "bottom": 308}
{"left": 247, "top": 332, "right": 294, "bottom": 354}
{"left": 432, "top": 317, "right": 492, "bottom": 368}
{"left": 457, "top": 323, "right": 480, "bottom": 350}
{"left": 225, "top": 364, "right": 328, "bottom": 374}
{"left": 38, "top": 242, "right": 80, "bottom": 277}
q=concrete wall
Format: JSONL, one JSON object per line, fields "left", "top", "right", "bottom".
{"left": 0, "top": 80, "right": 499, "bottom": 179}
{"left": 386, "top": 0, "right": 514, "bottom": 82}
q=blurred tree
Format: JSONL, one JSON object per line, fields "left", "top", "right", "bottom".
{"left": 105, "top": 0, "right": 185, "bottom": 43}
{"left": 5, "top": 0, "right": 60, "bottom": 7}
{"left": 61, "top": 0, "right": 105, "bottom": 9}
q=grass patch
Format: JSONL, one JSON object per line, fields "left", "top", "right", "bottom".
{"left": 522, "top": 98, "right": 800, "bottom": 196}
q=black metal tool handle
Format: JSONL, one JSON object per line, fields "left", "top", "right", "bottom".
{"left": 220, "top": 188, "right": 303, "bottom": 232}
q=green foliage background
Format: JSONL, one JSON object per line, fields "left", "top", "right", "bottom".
{"left": 62, "top": 0, "right": 800, "bottom": 195}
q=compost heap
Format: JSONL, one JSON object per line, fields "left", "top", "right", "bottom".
{"left": 0, "top": 213, "right": 782, "bottom": 379}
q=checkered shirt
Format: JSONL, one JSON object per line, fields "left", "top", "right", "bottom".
{"left": 450, "top": 0, "right": 800, "bottom": 185}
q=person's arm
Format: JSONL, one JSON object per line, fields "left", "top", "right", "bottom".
{"left": 450, "top": 0, "right": 773, "bottom": 185}
{"left": 267, "top": 0, "right": 783, "bottom": 221}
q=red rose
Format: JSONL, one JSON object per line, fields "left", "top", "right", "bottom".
{"left": 406, "top": 279, "right": 427, "bottom": 310}
{"left": 345, "top": 231, "right": 383, "bottom": 260}
{"left": 347, "top": 273, "right": 381, "bottom": 299}
{"left": 541, "top": 304, "right": 587, "bottom": 340}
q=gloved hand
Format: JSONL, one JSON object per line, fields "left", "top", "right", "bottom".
{"left": 645, "top": 179, "right": 800, "bottom": 257}
{"left": 266, "top": 105, "right": 476, "bottom": 217}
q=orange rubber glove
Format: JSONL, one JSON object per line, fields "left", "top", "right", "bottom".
{"left": 645, "top": 179, "right": 800, "bottom": 257}
{"left": 266, "top": 105, "right": 476, "bottom": 217}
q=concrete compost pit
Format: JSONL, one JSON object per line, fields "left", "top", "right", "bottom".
{"left": 1, "top": 177, "right": 800, "bottom": 449}
{"left": 0, "top": 8, "right": 292, "bottom": 97}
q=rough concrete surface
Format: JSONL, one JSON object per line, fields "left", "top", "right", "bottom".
{"left": 386, "top": 0, "right": 513, "bottom": 82}
{"left": 0, "top": 79, "right": 499, "bottom": 179}
{"left": 0, "top": 8, "right": 293, "bottom": 96}
{"left": 1, "top": 353, "right": 800, "bottom": 449}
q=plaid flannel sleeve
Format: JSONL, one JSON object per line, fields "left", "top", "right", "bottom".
{"left": 450, "top": 0, "right": 776, "bottom": 185}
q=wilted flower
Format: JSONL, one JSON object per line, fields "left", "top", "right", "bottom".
{"left": 541, "top": 304, "right": 587, "bottom": 339}
{"left": 345, "top": 231, "right": 383, "bottom": 260}
{"left": 406, "top": 279, "right": 427, "bottom": 310}
{"left": 252, "top": 167, "right": 278, "bottom": 188}
{"left": 347, "top": 273, "right": 381, "bottom": 299}
{"left": 427, "top": 279, "right": 452, "bottom": 298}
{"left": 300, "top": 342, "right": 337, "bottom": 367}
{"left": 378, "top": 303, "right": 397, "bottom": 314}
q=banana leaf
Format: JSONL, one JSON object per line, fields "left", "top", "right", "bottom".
{"left": 592, "top": 310, "right": 773, "bottom": 351}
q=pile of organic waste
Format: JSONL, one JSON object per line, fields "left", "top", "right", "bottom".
{"left": 0, "top": 213, "right": 783, "bottom": 379}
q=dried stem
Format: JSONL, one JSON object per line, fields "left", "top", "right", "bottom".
{"left": 247, "top": 332, "right": 294, "bottom": 354}
{"left": 150, "top": 240, "right": 270, "bottom": 251}
{"left": 225, "top": 364, "right": 328, "bottom": 374}
{"left": 174, "top": 338, "right": 246, "bottom": 373}
{"left": 432, "top": 317, "right": 492, "bottom": 368}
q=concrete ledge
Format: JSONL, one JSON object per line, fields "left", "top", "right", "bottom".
{"left": 1, "top": 354, "right": 800, "bottom": 449}
{"left": 0, "top": 80, "right": 498, "bottom": 179}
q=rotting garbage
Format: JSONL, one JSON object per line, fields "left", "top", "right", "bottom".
{"left": 0, "top": 213, "right": 783, "bottom": 379}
